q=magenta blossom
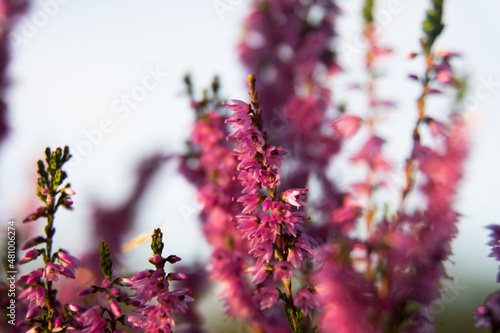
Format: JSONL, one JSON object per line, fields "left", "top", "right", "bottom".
{"left": 254, "top": 287, "right": 280, "bottom": 310}
{"left": 281, "top": 188, "right": 308, "bottom": 208}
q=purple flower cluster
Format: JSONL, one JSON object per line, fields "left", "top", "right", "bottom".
{"left": 128, "top": 255, "right": 193, "bottom": 332}
{"left": 179, "top": 79, "right": 264, "bottom": 325}
{"left": 239, "top": 0, "right": 343, "bottom": 207}
{"left": 225, "top": 76, "right": 318, "bottom": 331}
{"left": 17, "top": 147, "right": 82, "bottom": 332}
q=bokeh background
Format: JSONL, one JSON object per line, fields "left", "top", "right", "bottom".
{"left": 1, "top": 0, "right": 499, "bottom": 332}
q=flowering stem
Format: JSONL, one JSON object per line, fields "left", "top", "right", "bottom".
{"left": 44, "top": 192, "right": 57, "bottom": 327}
{"left": 401, "top": 0, "right": 444, "bottom": 207}
{"left": 283, "top": 278, "right": 298, "bottom": 331}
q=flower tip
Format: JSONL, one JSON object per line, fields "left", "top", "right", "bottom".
{"left": 67, "top": 304, "right": 80, "bottom": 312}
{"left": 118, "top": 278, "right": 134, "bottom": 286}
{"left": 63, "top": 187, "right": 76, "bottom": 195}
{"left": 77, "top": 286, "right": 96, "bottom": 296}
{"left": 406, "top": 52, "right": 418, "bottom": 59}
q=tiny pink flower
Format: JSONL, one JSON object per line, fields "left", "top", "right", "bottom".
{"left": 263, "top": 146, "right": 289, "bottom": 168}
{"left": 44, "top": 262, "right": 63, "bottom": 282}
{"left": 295, "top": 288, "right": 321, "bottom": 320}
{"left": 249, "top": 241, "right": 274, "bottom": 264}
{"left": 426, "top": 118, "right": 448, "bottom": 138}
{"left": 57, "top": 250, "right": 81, "bottom": 274}
{"left": 150, "top": 254, "right": 162, "bottom": 264}
{"left": 67, "top": 304, "right": 81, "bottom": 312}
{"left": 109, "top": 299, "right": 122, "bottom": 317}
{"left": 166, "top": 255, "right": 182, "bottom": 263}
{"left": 273, "top": 261, "right": 292, "bottom": 281}
{"left": 79, "top": 306, "right": 103, "bottom": 325}
{"left": 258, "top": 167, "right": 280, "bottom": 188}
{"left": 254, "top": 287, "right": 280, "bottom": 310}
{"left": 110, "top": 287, "right": 119, "bottom": 296}
{"left": 282, "top": 188, "right": 308, "bottom": 208}
{"left": 118, "top": 277, "right": 134, "bottom": 286}
{"left": 19, "top": 249, "right": 42, "bottom": 264}
{"left": 237, "top": 193, "right": 261, "bottom": 214}
{"left": 262, "top": 197, "right": 272, "bottom": 211}
{"left": 63, "top": 187, "right": 76, "bottom": 195}
{"left": 22, "top": 236, "right": 45, "bottom": 250}
{"left": 25, "top": 268, "right": 43, "bottom": 285}
{"left": 167, "top": 272, "right": 187, "bottom": 281}
{"left": 77, "top": 286, "right": 98, "bottom": 296}
{"left": 27, "top": 285, "right": 45, "bottom": 308}
{"left": 62, "top": 197, "right": 74, "bottom": 208}
{"left": 131, "top": 269, "right": 153, "bottom": 281}
{"left": 26, "top": 306, "right": 41, "bottom": 318}
{"left": 235, "top": 215, "right": 260, "bottom": 239}
{"left": 246, "top": 264, "right": 270, "bottom": 284}
{"left": 23, "top": 207, "right": 46, "bottom": 223}
{"left": 240, "top": 128, "right": 266, "bottom": 156}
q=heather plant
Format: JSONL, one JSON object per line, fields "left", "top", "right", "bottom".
{"left": 2, "top": 0, "right": 490, "bottom": 332}
{"left": 226, "top": 74, "right": 317, "bottom": 332}
{"left": 474, "top": 225, "right": 500, "bottom": 331}
{"left": 70, "top": 240, "right": 138, "bottom": 333}
{"left": 15, "top": 147, "right": 192, "bottom": 333}
{"left": 17, "top": 146, "right": 80, "bottom": 331}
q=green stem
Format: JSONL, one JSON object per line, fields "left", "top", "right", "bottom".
{"left": 284, "top": 278, "right": 299, "bottom": 332}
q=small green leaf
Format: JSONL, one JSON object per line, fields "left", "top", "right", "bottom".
{"left": 53, "top": 170, "right": 62, "bottom": 188}
{"left": 99, "top": 240, "right": 113, "bottom": 280}
{"left": 295, "top": 308, "right": 303, "bottom": 333}
{"left": 62, "top": 146, "right": 71, "bottom": 163}
{"left": 45, "top": 147, "right": 51, "bottom": 164}
{"left": 283, "top": 303, "right": 294, "bottom": 332}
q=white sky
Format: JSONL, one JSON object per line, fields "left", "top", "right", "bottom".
{"left": 1, "top": 0, "right": 500, "bottom": 313}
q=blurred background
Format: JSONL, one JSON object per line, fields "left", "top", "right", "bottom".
{"left": 1, "top": 0, "right": 499, "bottom": 331}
